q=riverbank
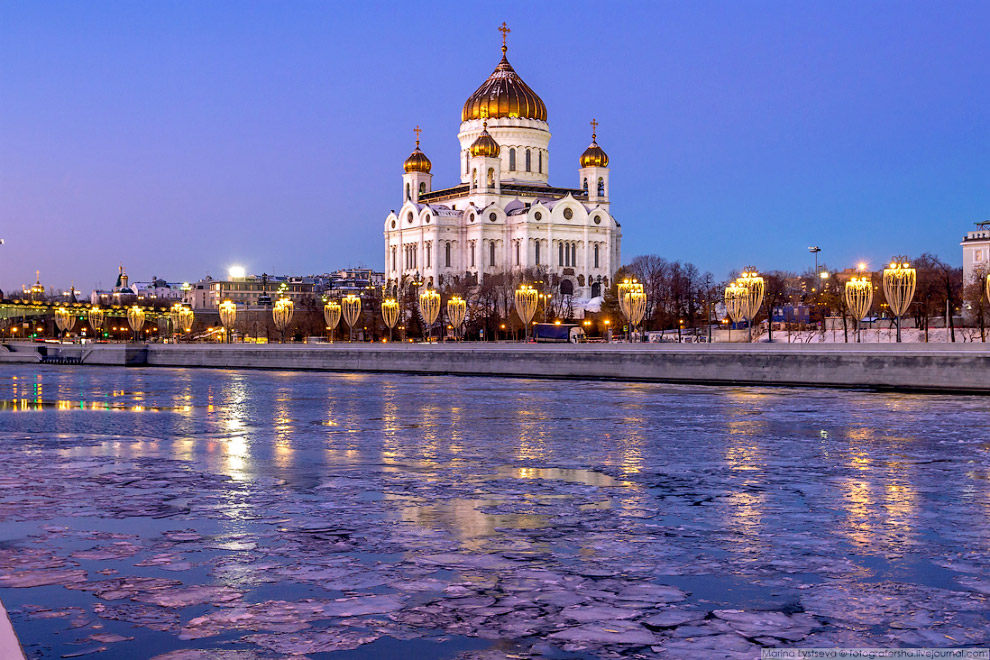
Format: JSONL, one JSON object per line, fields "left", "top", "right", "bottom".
{"left": 3, "top": 342, "right": 989, "bottom": 393}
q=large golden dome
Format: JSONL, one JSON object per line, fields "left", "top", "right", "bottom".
{"left": 469, "top": 121, "right": 501, "bottom": 158}
{"left": 462, "top": 43, "right": 547, "bottom": 122}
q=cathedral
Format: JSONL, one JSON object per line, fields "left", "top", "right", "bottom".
{"left": 383, "top": 24, "right": 621, "bottom": 303}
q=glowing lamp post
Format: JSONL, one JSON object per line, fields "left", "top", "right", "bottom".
{"left": 844, "top": 277, "right": 874, "bottom": 343}
{"left": 323, "top": 300, "right": 341, "bottom": 342}
{"left": 617, "top": 278, "right": 639, "bottom": 340}
{"left": 342, "top": 294, "right": 361, "bottom": 342}
{"left": 737, "top": 268, "right": 765, "bottom": 342}
{"left": 88, "top": 306, "right": 105, "bottom": 340}
{"left": 127, "top": 306, "right": 146, "bottom": 342}
{"left": 54, "top": 307, "right": 74, "bottom": 341}
{"left": 514, "top": 285, "right": 539, "bottom": 341}
{"left": 418, "top": 289, "right": 440, "bottom": 342}
{"left": 179, "top": 306, "right": 194, "bottom": 334}
{"left": 170, "top": 303, "right": 194, "bottom": 340}
{"left": 447, "top": 295, "right": 466, "bottom": 340}
{"left": 381, "top": 298, "right": 399, "bottom": 342}
{"left": 882, "top": 261, "right": 916, "bottom": 343}
{"left": 219, "top": 300, "right": 236, "bottom": 344}
{"left": 272, "top": 297, "right": 294, "bottom": 343}
{"left": 622, "top": 289, "right": 647, "bottom": 339}
{"left": 724, "top": 283, "right": 747, "bottom": 342}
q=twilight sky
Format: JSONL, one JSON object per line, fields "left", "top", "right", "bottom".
{"left": 1, "top": 1, "right": 987, "bottom": 292}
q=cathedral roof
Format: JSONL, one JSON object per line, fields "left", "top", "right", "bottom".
{"left": 462, "top": 38, "right": 547, "bottom": 122}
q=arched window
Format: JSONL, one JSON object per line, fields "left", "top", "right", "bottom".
{"left": 525, "top": 149, "right": 531, "bottom": 172}
{"left": 535, "top": 241, "right": 541, "bottom": 265}
{"left": 560, "top": 279, "right": 574, "bottom": 296}
{"left": 559, "top": 243, "right": 564, "bottom": 266}
{"left": 571, "top": 244, "right": 577, "bottom": 267}
{"left": 419, "top": 182, "right": 426, "bottom": 194}
{"left": 509, "top": 148, "right": 516, "bottom": 170}
{"left": 445, "top": 243, "right": 451, "bottom": 268}
{"left": 538, "top": 151, "right": 543, "bottom": 173}
{"left": 472, "top": 168, "right": 477, "bottom": 191}
{"left": 470, "top": 243, "right": 476, "bottom": 267}
{"left": 392, "top": 247, "right": 397, "bottom": 271}
{"left": 489, "top": 242, "right": 496, "bottom": 267}
{"left": 582, "top": 178, "right": 588, "bottom": 194}
{"left": 465, "top": 152, "right": 469, "bottom": 174}
{"left": 594, "top": 244, "right": 600, "bottom": 269}
{"left": 487, "top": 168, "right": 495, "bottom": 188}
{"left": 598, "top": 177, "right": 605, "bottom": 197}
{"left": 405, "top": 183, "right": 410, "bottom": 200}
{"left": 515, "top": 242, "right": 520, "bottom": 265}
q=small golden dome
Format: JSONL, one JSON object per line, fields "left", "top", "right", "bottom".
{"left": 580, "top": 120, "right": 609, "bottom": 168}
{"left": 403, "top": 126, "right": 432, "bottom": 173}
{"left": 469, "top": 121, "right": 501, "bottom": 158}
{"left": 462, "top": 27, "right": 547, "bottom": 122}
{"left": 403, "top": 147, "right": 431, "bottom": 173}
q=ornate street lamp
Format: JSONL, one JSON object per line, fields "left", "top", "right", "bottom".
{"left": 985, "top": 272, "right": 990, "bottom": 308}
{"left": 617, "top": 278, "right": 644, "bottom": 341}
{"left": 324, "top": 299, "right": 341, "bottom": 342}
{"left": 169, "top": 303, "right": 181, "bottom": 338}
{"left": 381, "top": 298, "right": 399, "bottom": 342}
{"left": 622, "top": 289, "right": 647, "bottom": 339}
{"left": 127, "top": 305, "right": 146, "bottom": 342}
{"left": 724, "top": 283, "right": 747, "bottom": 342}
{"left": 342, "top": 294, "right": 361, "bottom": 342}
{"left": 737, "top": 268, "right": 765, "bottom": 342}
{"left": 882, "top": 260, "right": 916, "bottom": 343}
{"left": 514, "top": 285, "right": 538, "bottom": 341}
{"left": 178, "top": 306, "right": 194, "bottom": 335}
{"left": 844, "top": 277, "right": 873, "bottom": 343}
{"left": 54, "top": 307, "right": 74, "bottom": 340}
{"left": 219, "top": 300, "right": 236, "bottom": 344}
{"left": 419, "top": 289, "right": 440, "bottom": 342}
{"left": 88, "top": 306, "right": 105, "bottom": 340}
{"left": 447, "top": 295, "right": 467, "bottom": 340}
{"left": 273, "top": 297, "right": 294, "bottom": 343}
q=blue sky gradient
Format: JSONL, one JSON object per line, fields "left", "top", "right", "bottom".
{"left": 1, "top": 1, "right": 987, "bottom": 291}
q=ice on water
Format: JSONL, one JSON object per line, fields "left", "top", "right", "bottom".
{"left": 0, "top": 367, "right": 988, "bottom": 658}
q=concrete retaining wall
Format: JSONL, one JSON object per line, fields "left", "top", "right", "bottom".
{"left": 4, "top": 342, "right": 990, "bottom": 393}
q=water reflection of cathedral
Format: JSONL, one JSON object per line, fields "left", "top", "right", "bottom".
{"left": 384, "top": 24, "right": 621, "bottom": 305}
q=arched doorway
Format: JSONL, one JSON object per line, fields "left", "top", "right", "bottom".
{"left": 560, "top": 279, "right": 574, "bottom": 296}
{"left": 591, "top": 281, "right": 601, "bottom": 298}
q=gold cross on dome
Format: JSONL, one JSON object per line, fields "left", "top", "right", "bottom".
{"left": 590, "top": 118, "right": 599, "bottom": 140}
{"left": 499, "top": 22, "right": 510, "bottom": 48}
{"left": 413, "top": 125, "right": 422, "bottom": 146}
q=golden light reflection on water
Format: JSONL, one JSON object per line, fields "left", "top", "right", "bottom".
{"left": 722, "top": 393, "right": 768, "bottom": 559}
{"left": 0, "top": 398, "right": 192, "bottom": 413}
{"left": 389, "top": 496, "right": 547, "bottom": 552}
